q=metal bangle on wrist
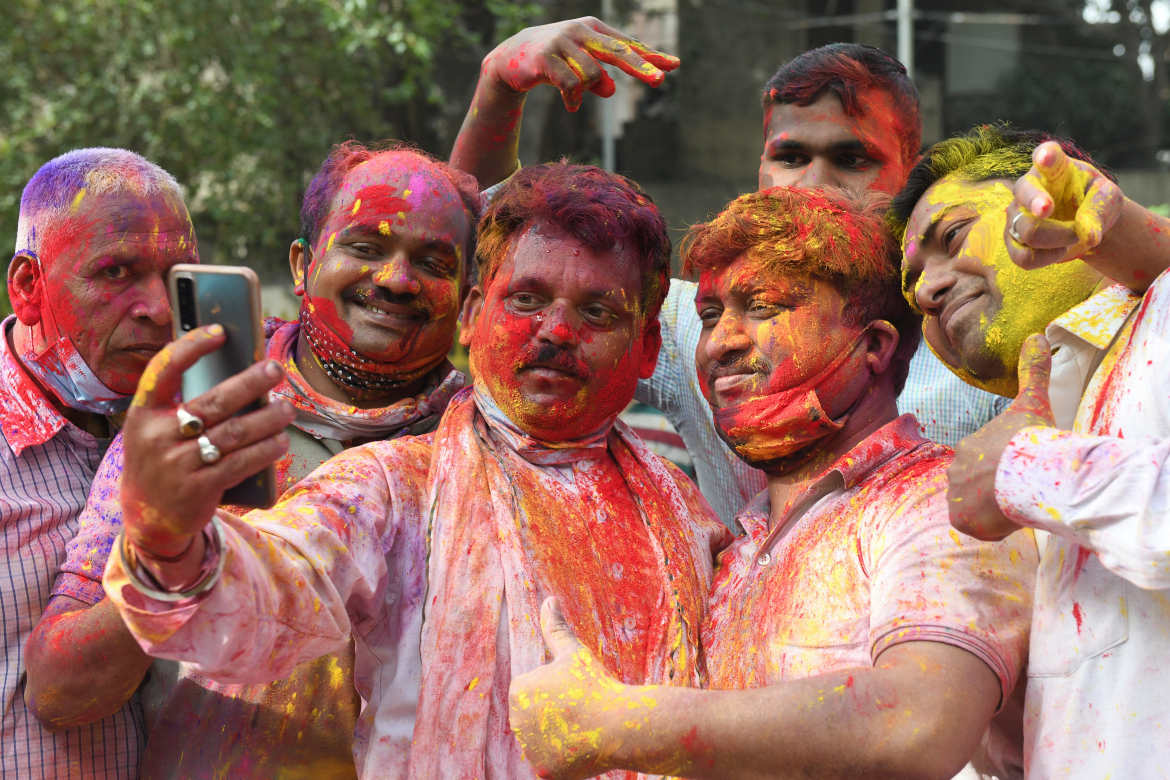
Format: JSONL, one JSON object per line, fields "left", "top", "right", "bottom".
{"left": 117, "top": 515, "right": 226, "bottom": 603}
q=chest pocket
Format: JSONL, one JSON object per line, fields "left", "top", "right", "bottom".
{"left": 1028, "top": 541, "right": 1129, "bottom": 678}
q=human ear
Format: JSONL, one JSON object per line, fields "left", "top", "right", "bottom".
{"left": 458, "top": 286, "right": 485, "bottom": 348}
{"left": 863, "top": 319, "right": 900, "bottom": 376}
{"left": 8, "top": 251, "right": 43, "bottom": 326}
{"left": 289, "top": 239, "right": 309, "bottom": 297}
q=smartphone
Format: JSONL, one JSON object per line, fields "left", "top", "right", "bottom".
{"left": 168, "top": 264, "right": 277, "bottom": 508}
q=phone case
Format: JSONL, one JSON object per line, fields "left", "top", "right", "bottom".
{"left": 168, "top": 264, "right": 277, "bottom": 508}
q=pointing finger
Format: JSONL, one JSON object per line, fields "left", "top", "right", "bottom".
{"left": 1073, "top": 173, "right": 1122, "bottom": 250}
{"left": 583, "top": 36, "right": 670, "bottom": 86}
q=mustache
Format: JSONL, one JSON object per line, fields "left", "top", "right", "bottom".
{"left": 705, "top": 355, "right": 769, "bottom": 381}
{"left": 348, "top": 287, "right": 430, "bottom": 316}
{"left": 516, "top": 343, "right": 589, "bottom": 380}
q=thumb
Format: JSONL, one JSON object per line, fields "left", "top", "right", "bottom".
{"left": 540, "top": 597, "right": 584, "bottom": 660}
{"left": 1014, "top": 333, "right": 1053, "bottom": 408}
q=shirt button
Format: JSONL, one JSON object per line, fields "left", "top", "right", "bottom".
{"left": 757, "top": 552, "right": 771, "bottom": 566}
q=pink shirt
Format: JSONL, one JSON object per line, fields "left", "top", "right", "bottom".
{"left": 0, "top": 317, "right": 144, "bottom": 777}
{"left": 704, "top": 415, "right": 1037, "bottom": 776}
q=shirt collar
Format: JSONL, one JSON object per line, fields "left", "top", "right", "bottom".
{"left": 0, "top": 316, "right": 71, "bottom": 455}
{"left": 1046, "top": 283, "right": 1139, "bottom": 351}
{"left": 734, "top": 415, "right": 929, "bottom": 541}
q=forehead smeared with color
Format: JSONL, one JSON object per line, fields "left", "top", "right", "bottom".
{"left": 15, "top": 147, "right": 186, "bottom": 257}
{"left": 475, "top": 161, "right": 671, "bottom": 320}
{"left": 763, "top": 43, "right": 921, "bottom": 171}
{"left": 888, "top": 124, "right": 1112, "bottom": 245}
{"left": 299, "top": 142, "right": 480, "bottom": 244}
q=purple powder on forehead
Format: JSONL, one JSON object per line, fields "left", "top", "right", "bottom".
{"left": 20, "top": 148, "right": 174, "bottom": 214}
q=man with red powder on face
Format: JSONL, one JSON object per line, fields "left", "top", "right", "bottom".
{"left": 22, "top": 142, "right": 480, "bottom": 778}
{"left": 0, "top": 148, "right": 195, "bottom": 778}
{"left": 506, "top": 187, "right": 1037, "bottom": 779}
{"left": 450, "top": 20, "right": 1007, "bottom": 526}
{"left": 98, "top": 162, "right": 730, "bottom": 779}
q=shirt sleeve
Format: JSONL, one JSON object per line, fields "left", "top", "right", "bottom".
{"left": 102, "top": 439, "right": 426, "bottom": 685}
{"left": 866, "top": 455, "right": 1038, "bottom": 706}
{"left": 50, "top": 433, "right": 129, "bottom": 605}
{"left": 635, "top": 278, "right": 694, "bottom": 416}
{"left": 997, "top": 425, "right": 1170, "bottom": 590}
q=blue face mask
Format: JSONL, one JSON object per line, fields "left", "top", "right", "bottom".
{"left": 19, "top": 333, "right": 132, "bottom": 415}
{"left": 15, "top": 251, "right": 132, "bottom": 416}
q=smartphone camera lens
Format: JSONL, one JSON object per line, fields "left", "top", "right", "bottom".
{"left": 177, "top": 276, "right": 197, "bottom": 331}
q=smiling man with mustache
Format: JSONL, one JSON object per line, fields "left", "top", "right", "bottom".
{"left": 894, "top": 127, "right": 1105, "bottom": 399}
{"left": 23, "top": 142, "right": 482, "bottom": 778}
{"left": 98, "top": 161, "right": 730, "bottom": 779}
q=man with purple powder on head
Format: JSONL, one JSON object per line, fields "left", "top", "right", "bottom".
{"left": 1, "top": 147, "right": 195, "bottom": 778}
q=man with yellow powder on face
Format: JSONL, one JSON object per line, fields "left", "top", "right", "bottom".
{"left": 890, "top": 124, "right": 1170, "bottom": 778}
{"left": 506, "top": 185, "right": 1037, "bottom": 779}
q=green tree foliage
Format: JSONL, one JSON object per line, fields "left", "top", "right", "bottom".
{"left": 0, "top": 0, "right": 540, "bottom": 314}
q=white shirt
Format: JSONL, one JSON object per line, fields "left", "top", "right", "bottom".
{"left": 994, "top": 278, "right": 1170, "bottom": 778}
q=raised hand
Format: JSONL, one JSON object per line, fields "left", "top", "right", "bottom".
{"left": 121, "top": 325, "right": 293, "bottom": 560}
{"left": 949, "top": 334, "right": 1055, "bottom": 541}
{"left": 483, "top": 16, "right": 679, "bottom": 112}
{"left": 1006, "top": 141, "right": 1123, "bottom": 270}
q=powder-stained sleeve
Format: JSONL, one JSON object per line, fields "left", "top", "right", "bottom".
{"left": 866, "top": 458, "right": 1037, "bottom": 705}
{"left": 50, "top": 433, "right": 129, "bottom": 606}
{"left": 997, "top": 425, "right": 1170, "bottom": 590}
{"left": 103, "top": 438, "right": 430, "bottom": 686}
{"left": 635, "top": 278, "right": 693, "bottom": 416}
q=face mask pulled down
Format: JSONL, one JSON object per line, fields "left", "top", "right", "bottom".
{"left": 16, "top": 255, "right": 131, "bottom": 415}
{"left": 711, "top": 334, "right": 867, "bottom": 471}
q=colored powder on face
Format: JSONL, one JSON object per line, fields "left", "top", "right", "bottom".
{"left": 347, "top": 186, "right": 411, "bottom": 227}
{"left": 908, "top": 177, "right": 1100, "bottom": 396}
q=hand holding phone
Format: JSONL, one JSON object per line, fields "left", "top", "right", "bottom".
{"left": 168, "top": 264, "right": 277, "bottom": 508}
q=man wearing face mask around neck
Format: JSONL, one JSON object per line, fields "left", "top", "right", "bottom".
{"left": 24, "top": 141, "right": 480, "bottom": 779}
{"left": 1, "top": 147, "right": 195, "bottom": 778}
{"left": 506, "top": 186, "right": 1037, "bottom": 780}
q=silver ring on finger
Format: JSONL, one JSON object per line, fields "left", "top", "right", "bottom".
{"left": 176, "top": 406, "right": 205, "bottom": 438}
{"left": 1008, "top": 211, "right": 1027, "bottom": 244}
{"left": 197, "top": 434, "right": 222, "bottom": 465}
